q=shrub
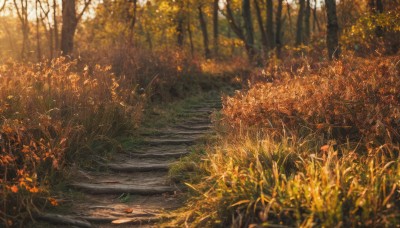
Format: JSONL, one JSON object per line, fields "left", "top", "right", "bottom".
{"left": 223, "top": 56, "right": 400, "bottom": 145}
{"left": 0, "top": 57, "right": 143, "bottom": 225}
{"left": 80, "top": 47, "right": 206, "bottom": 102}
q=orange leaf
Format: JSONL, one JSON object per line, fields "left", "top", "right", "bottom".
{"left": 124, "top": 208, "right": 133, "bottom": 213}
{"left": 320, "top": 145, "right": 329, "bottom": 152}
{"left": 3, "top": 126, "right": 13, "bottom": 133}
{"left": 48, "top": 197, "right": 59, "bottom": 206}
{"left": 29, "top": 186, "right": 39, "bottom": 193}
{"left": 21, "top": 146, "right": 30, "bottom": 153}
{"left": 10, "top": 185, "right": 18, "bottom": 193}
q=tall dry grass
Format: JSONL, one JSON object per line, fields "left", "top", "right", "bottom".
{"left": 0, "top": 57, "right": 143, "bottom": 226}
{"left": 225, "top": 56, "right": 400, "bottom": 145}
{"left": 172, "top": 55, "right": 400, "bottom": 227}
{"left": 80, "top": 47, "right": 246, "bottom": 102}
{"left": 180, "top": 134, "right": 399, "bottom": 227}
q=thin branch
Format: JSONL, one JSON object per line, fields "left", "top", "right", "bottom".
{"left": 0, "top": 0, "right": 7, "bottom": 12}
{"left": 76, "top": 0, "right": 92, "bottom": 22}
{"left": 13, "top": 0, "right": 23, "bottom": 21}
{"left": 38, "top": 0, "right": 50, "bottom": 18}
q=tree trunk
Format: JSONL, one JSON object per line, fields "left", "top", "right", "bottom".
{"left": 254, "top": 0, "right": 268, "bottom": 52}
{"left": 22, "top": 25, "right": 29, "bottom": 59}
{"left": 227, "top": 26, "right": 235, "bottom": 55}
{"left": 36, "top": 0, "right": 41, "bottom": 61}
{"left": 53, "top": 0, "right": 59, "bottom": 54}
{"left": 325, "top": 0, "right": 339, "bottom": 60}
{"left": 242, "top": 0, "right": 255, "bottom": 60}
{"left": 312, "top": 0, "right": 321, "bottom": 32}
{"left": 213, "top": 0, "right": 219, "bottom": 57}
{"left": 286, "top": 0, "right": 293, "bottom": 37}
{"left": 128, "top": 0, "right": 138, "bottom": 44}
{"left": 61, "top": 0, "right": 77, "bottom": 55}
{"left": 376, "top": 0, "right": 383, "bottom": 13}
{"left": 61, "top": 0, "right": 91, "bottom": 56}
{"left": 146, "top": 30, "right": 153, "bottom": 51}
{"left": 13, "top": 0, "right": 30, "bottom": 59}
{"left": 368, "top": 0, "right": 376, "bottom": 13}
{"left": 276, "top": 0, "right": 283, "bottom": 58}
{"left": 296, "top": 0, "right": 305, "bottom": 46}
{"left": 187, "top": 16, "right": 194, "bottom": 56}
{"left": 304, "top": 0, "right": 311, "bottom": 43}
{"left": 37, "top": 1, "right": 53, "bottom": 59}
{"left": 374, "top": 0, "right": 384, "bottom": 37}
{"left": 49, "top": 27, "right": 54, "bottom": 58}
{"left": 266, "top": 0, "right": 274, "bottom": 49}
{"left": 176, "top": 0, "right": 185, "bottom": 47}
{"left": 225, "top": 0, "right": 248, "bottom": 58}
{"left": 225, "top": 0, "right": 245, "bottom": 41}
{"left": 198, "top": 5, "right": 211, "bottom": 59}
{"left": 176, "top": 19, "right": 184, "bottom": 47}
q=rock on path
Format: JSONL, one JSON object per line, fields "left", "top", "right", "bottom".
{"left": 35, "top": 97, "right": 221, "bottom": 227}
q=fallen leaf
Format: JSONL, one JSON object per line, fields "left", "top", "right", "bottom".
{"left": 124, "top": 208, "right": 133, "bottom": 213}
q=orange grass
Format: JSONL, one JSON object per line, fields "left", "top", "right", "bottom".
{"left": 171, "top": 55, "right": 400, "bottom": 227}
{"left": 0, "top": 57, "right": 143, "bottom": 225}
{"left": 224, "top": 55, "right": 400, "bottom": 145}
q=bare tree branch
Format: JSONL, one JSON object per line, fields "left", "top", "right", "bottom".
{"left": 13, "top": 0, "right": 23, "bottom": 21}
{"left": 77, "top": 0, "right": 92, "bottom": 22}
{"left": 0, "top": 0, "right": 7, "bottom": 12}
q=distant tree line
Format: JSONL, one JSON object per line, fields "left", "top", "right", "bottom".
{"left": 0, "top": 0, "right": 398, "bottom": 62}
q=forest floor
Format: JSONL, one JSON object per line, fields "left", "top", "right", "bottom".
{"left": 31, "top": 91, "right": 223, "bottom": 227}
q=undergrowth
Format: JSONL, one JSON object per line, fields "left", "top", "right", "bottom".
{"left": 81, "top": 47, "right": 245, "bottom": 103}
{"left": 0, "top": 57, "right": 143, "bottom": 226}
{"left": 170, "top": 55, "right": 400, "bottom": 227}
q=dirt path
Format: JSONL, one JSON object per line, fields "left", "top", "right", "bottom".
{"left": 35, "top": 96, "right": 222, "bottom": 227}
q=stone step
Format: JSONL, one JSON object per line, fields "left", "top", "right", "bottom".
{"left": 122, "top": 151, "right": 188, "bottom": 159}
{"left": 143, "top": 138, "right": 197, "bottom": 146}
{"left": 175, "top": 112, "right": 211, "bottom": 118}
{"left": 175, "top": 124, "right": 213, "bottom": 131}
{"left": 70, "top": 183, "right": 175, "bottom": 195}
{"left": 186, "top": 106, "right": 221, "bottom": 111}
{"left": 121, "top": 144, "right": 186, "bottom": 153}
{"left": 107, "top": 162, "right": 171, "bottom": 172}
{"left": 184, "top": 107, "right": 218, "bottom": 112}
{"left": 36, "top": 213, "right": 161, "bottom": 227}
{"left": 141, "top": 129, "right": 211, "bottom": 137}
{"left": 73, "top": 170, "right": 170, "bottom": 185}
{"left": 103, "top": 157, "right": 175, "bottom": 172}
{"left": 182, "top": 119, "right": 213, "bottom": 125}
{"left": 187, "top": 102, "right": 221, "bottom": 107}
